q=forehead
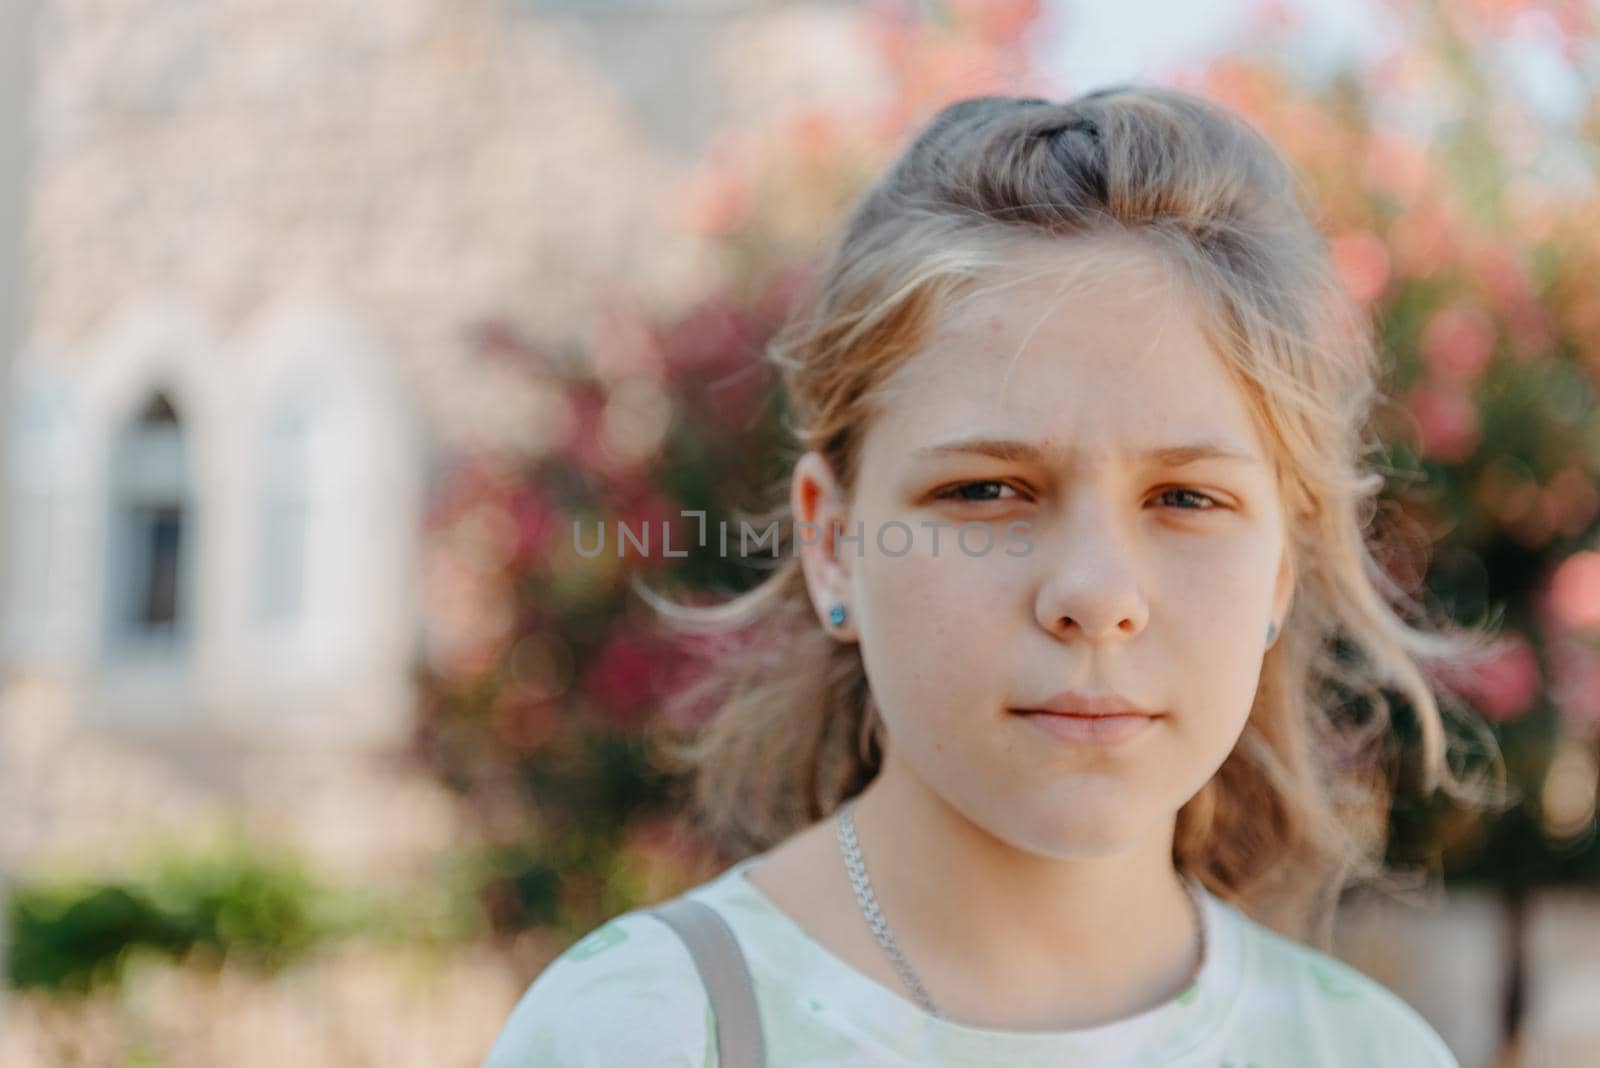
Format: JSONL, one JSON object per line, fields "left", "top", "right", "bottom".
{"left": 869, "top": 236, "right": 1266, "bottom": 463}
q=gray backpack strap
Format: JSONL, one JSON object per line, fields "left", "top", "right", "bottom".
{"left": 647, "top": 896, "right": 766, "bottom": 1068}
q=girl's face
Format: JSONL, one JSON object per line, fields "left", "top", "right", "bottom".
{"left": 795, "top": 239, "right": 1296, "bottom": 860}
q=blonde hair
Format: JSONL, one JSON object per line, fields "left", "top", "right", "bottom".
{"left": 639, "top": 86, "right": 1510, "bottom": 949}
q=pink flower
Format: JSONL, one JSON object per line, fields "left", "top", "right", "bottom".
{"left": 1330, "top": 229, "right": 1392, "bottom": 306}
{"left": 758, "top": 263, "right": 815, "bottom": 323}
{"left": 512, "top": 491, "right": 561, "bottom": 566}
{"left": 1389, "top": 205, "right": 1461, "bottom": 280}
{"left": 661, "top": 299, "right": 752, "bottom": 374}
{"left": 1548, "top": 551, "right": 1600, "bottom": 632}
{"left": 1548, "top": 633, "right": 1600, "bottom": 737}
{"left": 1504, "top": 299, "right": 1555, "bottom": 361}
{"left": 789, "top": 110, "right": 840, "bottom": 164}
{"left": 949, "top": 0, "right": 1041, "bottom": 44}
{"left": 615, "top": 491, "right": 688, "bottom": 567}
{"left": 1420, "top": 304, "right": 1496, "bottom": 383}
{"left": 588, "top": 629, "right": 688, "bottom": 729}
{"left": 1546, "top": 469, "right": 1600, "bottom": 540}
{"left": 1406, "top": 382, "right": 1480, "bottom": 462}
{"left": 586, "top": 630, "right": 660, "bottom": 714}
{"left": 1469, "top": 244, "right": 1533, "bottom": 310}
{"left": 560, "top": 387, "right": 612, "bottom": 471}
{"left": 674, "top": 150, "right": 752, "bottom": 236}
{"left": 1360, "top": 133, "right": 1433, "bottom": 205}
{"left": 588, "top": 306, "right": 667, "bottom": 382}
{"left": 1437, "top": 633, "right": 1543, "bottom": 724}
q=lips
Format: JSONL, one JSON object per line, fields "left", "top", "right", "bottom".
{"left": 1008, "top": 689, "right": 1161, "bottom": 747}
{"left": 1013, "top": 710, "right": 1156, "bottom": 720}
{"left": 1012, "top": 690, "right": 1160, "bottom": 718}
{"left": 1013, "top": 708, "right": 1159, "bottom": 746}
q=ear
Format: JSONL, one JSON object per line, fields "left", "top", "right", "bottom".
{"left": 792, "top": 451, "right": 858, "bottom": 642}
{"left": 1271, "top": 535, "right": 1296, "bottom": 635}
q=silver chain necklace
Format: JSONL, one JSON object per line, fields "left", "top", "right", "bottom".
{"left": 834, "top": 798, "right": 1208, "bottom": 1023}
{"left": 835, "top": 798, "right": 945, "bottom": 1018}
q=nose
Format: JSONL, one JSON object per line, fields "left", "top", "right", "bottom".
{"left": 1032, "top": 489, "right": 1150, "bottom": 642}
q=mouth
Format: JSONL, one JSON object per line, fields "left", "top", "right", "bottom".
{"left": 1008, "top": 708, "right": 1160, "bottom": 719}
{"left": 1009, "top": 707, "right": 1162, "bottom": 746}
{"left": 1011, "top": 689, "right": 1161, "bottom": 718}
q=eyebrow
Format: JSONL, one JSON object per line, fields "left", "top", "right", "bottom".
{"left": 913, "top": 437, "right": 1264, "bottom": 468}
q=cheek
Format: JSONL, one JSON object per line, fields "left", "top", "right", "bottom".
{"left": 1157, "top": 537, "right": 1278, "bottom": 724}
{"left": 1161, "top": 531, "right": 1279, "bottom": 629}
{"left": 851, "top": 537, "right": 1014, "bottom": 723}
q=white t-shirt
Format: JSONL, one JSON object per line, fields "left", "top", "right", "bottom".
{"left": 483, "top": 854, "right": 1461, "bottom": 1067}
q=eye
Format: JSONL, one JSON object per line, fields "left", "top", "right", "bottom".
{"left": 934, "top": 482, "right": 1226, "bottom": 510}
{"left": 935, "top": 480, "right": 1024, "bottom": 503}
{"left": 1153, "top": 487, "right": 1223, "bottom": 511}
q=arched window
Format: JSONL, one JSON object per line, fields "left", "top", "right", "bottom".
{"left": 5, "top": 378, "right": 71, "bottom": 644}
{"left": 256, "top": 389, "right": 316, "bottom": 625}
{"left": 106, "top": 387, "right": 192, "bottom": 650}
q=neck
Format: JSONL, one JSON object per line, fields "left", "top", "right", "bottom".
{"left": 845, "top": 757, "right": 1204, "bottom": 1031}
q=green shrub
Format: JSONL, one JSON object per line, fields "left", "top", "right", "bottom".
{"left": 7, "top": 834, "right": 379, "bottom": 995}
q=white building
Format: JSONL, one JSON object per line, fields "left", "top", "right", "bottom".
{"left": 8, "top": 300, "right": 424, "bottom": 746}
{"left": 2, "top": 0, "right": 880, "bottom": 752}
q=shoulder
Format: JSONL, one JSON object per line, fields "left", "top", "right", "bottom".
{"left": 1236, "top": 920, "right": 1460, "bottom": 1068}
{"left": 481, "top": 905, "right": 715, "bottom": 1068}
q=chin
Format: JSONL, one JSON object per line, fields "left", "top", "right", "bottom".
{"left": 1004, "top": 802, "right": 1152, "bottom": 860}
{"left": 1043, "top": 828, "right": 1145, "bottom": 860}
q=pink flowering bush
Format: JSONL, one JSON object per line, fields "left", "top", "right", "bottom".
{"left": 1196, "top": 3, "right": 1600, "bottom": 884}
{"left": 413, "top": 0, "right": 1600, "bottom": 937}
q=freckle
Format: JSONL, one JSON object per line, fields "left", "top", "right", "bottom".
{"left": 936, "top": 743, "right": 944, "bottom": 752}
{"left": 988, "top": 318, "right": 1002, "bottom": 334}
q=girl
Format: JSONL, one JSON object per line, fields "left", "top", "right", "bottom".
{"left": 484, "top": 85, "right": 1506, "bottom": 1067}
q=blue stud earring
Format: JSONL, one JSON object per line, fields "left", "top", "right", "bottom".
{"left": 828, "top": 602, "right": 848, "bottom": 628}
{"left": 1266, "top": 620, "right": 1278, "bottom": 646}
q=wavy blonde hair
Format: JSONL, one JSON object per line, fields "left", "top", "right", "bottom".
{"left": 639, "top": 85, "right": 1510, "bottom": 949}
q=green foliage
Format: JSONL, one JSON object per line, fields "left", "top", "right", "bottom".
{"left": 9, "top": 883, "right": 191, "bottom": 993}
{"left": 7, "top": 834, "right": 376, "bottom": 996}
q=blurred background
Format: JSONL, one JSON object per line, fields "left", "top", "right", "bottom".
{"left": 1, "top": 0, "right": 1598, "bottom": 1065}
